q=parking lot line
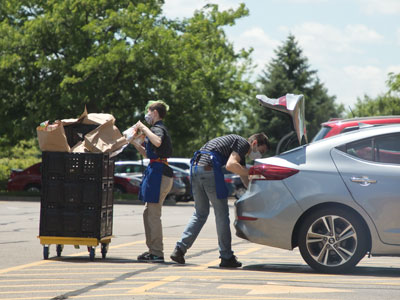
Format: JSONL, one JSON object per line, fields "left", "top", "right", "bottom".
{"left": 190, "top": 247, "right": 261, "bottom": 270}
{"left": 0, "top": 260, "right": 51, "bottom": 275}
{"left": 0, "top": 239, "right": 146, "bottom": 276}
{"left": 218, "top": 283, "right": 348, "bottom": 295}
{"left": 127, "top": 275, "right": 180, "bottom": 294}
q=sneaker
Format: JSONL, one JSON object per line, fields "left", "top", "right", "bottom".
{"left": 170, "top": 246, "right": 185, "bottom": 264}
{"left": 219, "top": 255, "right": 242, "bottom": 268}
{"left": 137, "top": 252, "right": 164, "bottom": 263}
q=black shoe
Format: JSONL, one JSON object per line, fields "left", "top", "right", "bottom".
{"left": 137, "top": 252, "right": 164, "bottom": 263}
{"left": 170, "top": 246, "right": 185, "bottom": 264}
{"left": 219, "top": 255, "right": 242, "bottom": 268}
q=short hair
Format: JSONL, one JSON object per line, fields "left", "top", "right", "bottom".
{"left": 149, "top": 102, "right": 167, "bottom": 119}
{"left": 248, "top": 132, "right": 270, "bottom": 150}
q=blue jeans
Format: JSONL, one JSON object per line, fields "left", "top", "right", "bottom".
{"left": 176, "top": 166, "right": 234, "bottom": 260}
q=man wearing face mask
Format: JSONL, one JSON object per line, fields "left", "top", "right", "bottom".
{"left": 170, "top": 133, "right": 269, "bottom": 267}
{"left": 131, "top": 100, "right": 173, "bottom": 263}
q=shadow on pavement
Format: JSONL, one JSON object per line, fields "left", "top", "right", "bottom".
{"left": 242, "top": 263, "right": 400, "bottom": 277}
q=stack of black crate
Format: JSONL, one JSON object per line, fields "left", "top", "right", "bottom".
{"left": 39, "top": 124, "right": 115, "bottom": 239}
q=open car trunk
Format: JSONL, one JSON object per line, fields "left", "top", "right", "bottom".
{"left": 256, "top": 94, "right": 307, "bottom": 154}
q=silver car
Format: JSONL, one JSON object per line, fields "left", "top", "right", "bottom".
{"left": 235, "top": 94, "right": 400, "bottom": 273}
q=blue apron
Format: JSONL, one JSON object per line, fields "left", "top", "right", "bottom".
{"left": 139, "top": 139, "right": 164, "bottom": 203}
{"left": 190, "top": 150, "right": 229, "bottom": 199}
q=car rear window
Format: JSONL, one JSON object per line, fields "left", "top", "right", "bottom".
{"left": 340, "top": 126, "right": 360, "bottom": 134}
{"left": 375, "top": 134, "right": 400, "bottom": 164}
{"left": 312, "top": 126, "right": 332, "bottom": 142}
{"left": 337, "top": 133, "right": 400, "bottom": 164}
{"left": 345, "top": 139, "right": 374, "bottom": 161}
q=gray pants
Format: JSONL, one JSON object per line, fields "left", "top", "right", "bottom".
{"left": 143, "top": 175, "right": 173, "bottom": 257}
{"left": 176, "top": 166, "right": 234, "bottom": 259}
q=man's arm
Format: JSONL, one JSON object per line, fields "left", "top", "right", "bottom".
{"left": 239, "top": 175, "right": 249, "bottom": 188}
{"left": 226, "top": 151, "right": 249, "bottom": 177}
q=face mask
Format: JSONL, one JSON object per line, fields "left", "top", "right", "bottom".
{"left": 249, "top": 145, "right": 262, "bottom": 160}
{"left": 145, "top": 113, "right": 153, "bottom": 125}
{"left": 249, "top": 150, "right": 262, "bottom": 160}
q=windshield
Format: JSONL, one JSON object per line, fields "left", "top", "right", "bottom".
{"left": 312, "top": 126, "right": 332, "bottom": 142}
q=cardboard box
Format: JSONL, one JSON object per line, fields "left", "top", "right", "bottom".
{"left": 37, "top": 107, "right": 128, "bottom": 154}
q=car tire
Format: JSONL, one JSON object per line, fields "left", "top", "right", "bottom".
{"left": 24, "top": 184, "right": 41, "bottom": 193}
{"left": 298, "top": 207, "right": 368, "bottom": 274}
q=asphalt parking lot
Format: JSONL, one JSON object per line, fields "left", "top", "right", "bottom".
{"left": 1, "top": 201, "right": 400, "bottom": 300}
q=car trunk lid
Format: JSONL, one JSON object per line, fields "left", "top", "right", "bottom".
{"left": 256, "top": 94, "right": 308, "bottom": 151}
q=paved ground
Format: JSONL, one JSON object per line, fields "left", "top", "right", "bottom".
{"left": 1, "top": 201, "right": 400, "bottom": 300}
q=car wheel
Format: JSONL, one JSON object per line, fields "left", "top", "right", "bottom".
{"left": 25, "top": 185, "right": 41, "bottom": 193}
{"left": 298, "top": 207, "right": 368, "bottom": 273}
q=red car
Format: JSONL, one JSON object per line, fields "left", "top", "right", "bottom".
{"left": 7, "top": 163, "right": 139, "bottom": 194}
{"left": 312, "top": 115, "right": 400, "bottom": 142}
{"left": 7, "top": 163, "right": 42, "bottom": 192}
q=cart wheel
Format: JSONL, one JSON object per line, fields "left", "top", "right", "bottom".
{"left": 43, "top": 246, "right": 49, "bottom": 260}
{"left": 89, "top": 246, "right": 95, "bottom": 261}
{"left": 56, "top": 244, "right": 63, "bottom": 257}
{"left": 101, "top": 243, "right": 109, "bottom": 259}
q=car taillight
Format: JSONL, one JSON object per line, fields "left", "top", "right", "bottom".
{"left": 249, "top": 164, "right": 299, "bottom": 180}
{"left": 224, "top": 178, "right": 233, "bottom": 183}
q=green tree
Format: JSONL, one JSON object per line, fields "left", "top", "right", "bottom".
{"left": 0, "top": 138, "right": 41, "bottom": 185}
{"left": 347, "top": 72, "right": 400, "bottom": 117}
{"left": 0, "top": 1, "right": 253, "bottom": 157}
{"left": 251, "top": 35, "right": 343, "bottom": 153}
{"left": 388, "top": 72, "right": 400, "bottom": 94}
{"left": 349, "top": 94, "right": 400, "bottom": 117}
{"left": 158, "top": 4, "right": 254, "bottom": 155}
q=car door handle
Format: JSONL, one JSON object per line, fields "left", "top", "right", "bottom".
{"left": 350, "top": 176, "right": 377, "bottom": 186}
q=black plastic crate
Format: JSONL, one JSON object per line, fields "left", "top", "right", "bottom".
{"left": 41, "top": 178, "right": 111, "bottom": 210}
{"left": 63, "top": 123, "right": 98, "bottom": 148}
{"left": 108, "top": 158, "right": 115, "bottom": 178}
{"left": 42, "top": 152, "right": 111, "bottom": 181}
{"left": 100, "top": 208, "right": 113, "bottom": 237}
{"left": 39, "top": 208, "right": 61, "bottom": 235}
{"left": 106, "top": 181, "right": 114, "bottom": 207}
{"left": 106, "top": 208, "right": 113, "bottom": 236}
{"left": 39, "top": 208, "right": 110, "bottom": 239}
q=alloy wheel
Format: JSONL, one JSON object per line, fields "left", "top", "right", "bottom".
{"left": 305, "top": 214, "right": 357, "bottom": 267}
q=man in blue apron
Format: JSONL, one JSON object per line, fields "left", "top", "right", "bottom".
{"left": 131, "top": 100, "right": 173, "bottom": 263}
{"left": 170, "top": 133, "right": 269, "bottom": 267}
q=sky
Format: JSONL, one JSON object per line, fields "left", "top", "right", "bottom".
{"left": 162, "top": 0, "right": 400, "bottom": 110}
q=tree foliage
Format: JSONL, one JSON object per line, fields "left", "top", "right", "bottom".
{"left": 252, "top": 35, "right": 343, "bottom": 153}
{"left": 388, "top": 72, "right": 400, "bottom": 95}
{"left": 347, "top": 72, "right": 400, "bottom": 117}
{"left": 0, "top": 1, "right": 253, "bottom": 156}
{"left": 0, "top": 138, "right": 41, "bottom": 184}
{"left": 349, "top": 94, "right": 400, "bottom": 117}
